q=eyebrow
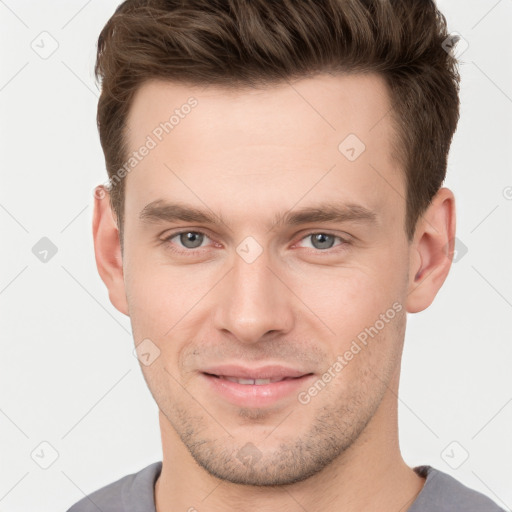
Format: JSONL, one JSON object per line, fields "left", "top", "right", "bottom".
{"left": 139, "top": 199, "right": 378, "bottom": 230}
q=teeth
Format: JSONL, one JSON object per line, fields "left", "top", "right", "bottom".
{"left": 234, "top": 377, "right": 256, "bottom": 385}
{"left": 222, "top": 376, "right": 275, "bottom": 385}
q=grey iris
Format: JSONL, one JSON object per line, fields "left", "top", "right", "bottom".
{"left": 180, "top": 232, "right": 204, "bottom": 248}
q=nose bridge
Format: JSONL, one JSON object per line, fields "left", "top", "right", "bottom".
{"left": 213, "top": 243, "right": 294, "bottom": 343}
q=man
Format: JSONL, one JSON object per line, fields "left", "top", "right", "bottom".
{"left": 68, "top": 0, "right": 505, "bottom": 510}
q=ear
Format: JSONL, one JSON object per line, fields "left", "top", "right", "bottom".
{"left": 92, "top": 185, "right": 129, "bottom": 316}
{"left": 406, "top": 187, "right": 456, "bottom": 313}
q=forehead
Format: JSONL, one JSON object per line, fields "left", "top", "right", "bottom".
{"left": 126, "top": 73, "right": 394, "bottom": 144}
{"left": 123, "top": 73, "right": 403, "bottom": 225}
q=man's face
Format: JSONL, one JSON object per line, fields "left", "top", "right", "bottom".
{"left": 120, "top": 73, "right": 412, "bottom": 485}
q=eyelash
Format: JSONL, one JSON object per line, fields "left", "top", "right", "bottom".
{"left": 161, "top": 230, "right": 350, "bottom": 256}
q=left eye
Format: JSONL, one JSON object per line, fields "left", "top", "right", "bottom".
{"left": 297, "top": 233, "right": 345, "bottom": 250}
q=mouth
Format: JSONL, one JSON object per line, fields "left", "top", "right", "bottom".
{"left": 199, "top": 365, "right": 315, "bottom": 407}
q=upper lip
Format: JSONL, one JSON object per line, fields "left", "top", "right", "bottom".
{"left": 201, "top": 364, "right": 312, "bottom": 380}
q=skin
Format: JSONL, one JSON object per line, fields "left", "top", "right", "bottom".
{"left": 93, "top": 73, "right": 456, "bottom": 512}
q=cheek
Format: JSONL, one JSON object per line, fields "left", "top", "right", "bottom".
{"left": 124, "top": 257, "right": 176, "bottom": 342}
{"left": 124, "top": 253, "right": 217, "bottom": 359}
{"left": 293, "top": 264, "right": 401, "bottom": 329}
{"left": 318, "top": 300, "right": 405, "bottom": 408}
{"left": 291, "top": 261, "right": 406, "bottom": 381}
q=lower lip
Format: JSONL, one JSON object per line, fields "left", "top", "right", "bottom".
{"left": 200, "top": 373, "right": 315, "bottom": 408}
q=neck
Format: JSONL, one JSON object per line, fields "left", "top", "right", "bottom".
{"left": 155, "top": 369, "right": 425, "bottom": 512}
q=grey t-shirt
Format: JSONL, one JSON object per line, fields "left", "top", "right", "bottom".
{"left": 66, "top": 462, "right": 506, "bottom": 511}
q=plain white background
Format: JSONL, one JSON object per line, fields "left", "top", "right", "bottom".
{"left": 0, "top": 1, "right": 511, "bottom": 511}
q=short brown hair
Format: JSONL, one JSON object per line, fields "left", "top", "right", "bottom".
{"left": 95, "top": 0, "right": 460, "bottom": 244}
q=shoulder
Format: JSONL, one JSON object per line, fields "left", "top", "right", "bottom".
{"left": 409, "top": 465, "right": 506, "bottom": 512}
{"left": 66, "top": 461, "right": 162, "bottom": 512}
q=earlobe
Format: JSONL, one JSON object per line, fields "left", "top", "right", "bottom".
{"left": 406, "top": 187, "right": 456, "bottom": 314}
{"left": 92, "top": 185, "right": 129, "bottom": 316}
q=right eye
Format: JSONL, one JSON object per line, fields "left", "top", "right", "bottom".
{"left": 162, "top": 230, "right": 212, "bottom": 252}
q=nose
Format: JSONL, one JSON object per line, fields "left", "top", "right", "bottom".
{"left": 212, "top": 247, "right": 295, "bottom": 345}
